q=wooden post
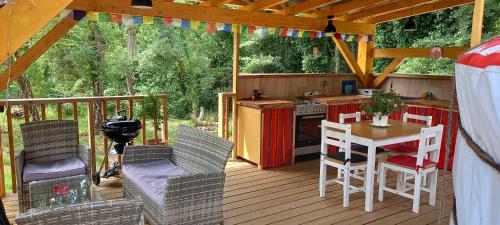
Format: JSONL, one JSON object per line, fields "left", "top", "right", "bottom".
{"left": 128, "top": 99, "right": 134, "bottom": 144}
{"left": 232, "top": 25, "right": 240, "bottom": 160}
{"left": 161, "top": 96, "right": 168, "bottom": 144}
{"left": 0, "top": 128, "right": 5, "bottom": 197}
{"left": 217, "top": 93, "right": 226, "bottom": 138}
{"left": 6, "top": 106, "right": 16, "bottom": 192}
{"left": 357, "top": 35, "right": 375, "bottom": 87}
{"left": 225, "top": 96, "right": 231, "bottom": 140}
{"left": 72, "top": 102, "right": 79, "bottom": 144}
{"left": 332, "top": 37, "right": 367, "bottom": 86}
{"left": 470, "top": 0, "right": 485, "bottom": 47}
{"left": 115, "top": 100, "right": 121, "bottom": 166}
{"left": 141, "top": 115, "right": 146, "bottom": 145}
{"left": 87, "top": 102, "right": 96, "bottom": 173}
{"left": 57, "top": 103, "right": 63, "bottom": 120}
{"left": 102, "top": 100, "right": 109, "bottom": 171}
{"left": 40, "top": 104, "right": 46, "bottom": 120}
{"left": 22, "top": 105, "right": 30, "bottom": 123}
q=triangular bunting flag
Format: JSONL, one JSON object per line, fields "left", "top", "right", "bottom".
{"left": 110, "top": 14, "right": 122, "bottom": 24}
{"left": 181, "top": 20, "right": 191, "bottom": 29}
{"left": 87, "top": 12, "right": 99, "bottom": 21}
{"left": 143, "top": 16, "right": 154, "bottom": 25}
{"left": 163, "top": 17, "right": 173, "bottom": 25}
{"left": 191, "top": 21, "right": 200, "bottom": 30}
{"left": 122, "top": 15, "right": 133, "bottom": 25}
{"left": 133, "top": 16, "right": 143, "bottom": 25}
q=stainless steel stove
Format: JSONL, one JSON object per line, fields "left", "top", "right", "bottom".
{"left": 294, "top": 100, "right": 327, "bottom": 156}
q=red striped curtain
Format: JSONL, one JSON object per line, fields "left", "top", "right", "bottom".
{"left": 261, "top": 108, "right": 294, "bottom": 169}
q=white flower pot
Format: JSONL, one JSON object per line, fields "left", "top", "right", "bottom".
{"left": 373, "top": 114, "right": 389, "bottom": 126}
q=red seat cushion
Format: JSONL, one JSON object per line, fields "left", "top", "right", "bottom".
{"left": 384, "top": 143, "right": 418, "bottom": 154}
{"left": 386, "top": 155, "right": 434, "bottom": 169}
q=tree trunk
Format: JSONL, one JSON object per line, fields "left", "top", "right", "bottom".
{"left": 125, "top": 25, "right": 137, "bottom": 95}
{"left": 15, "top": 73, "right": 40, "bottom": 121}
{"left": 90, "top": 23, "right": 106, "bottom": 129}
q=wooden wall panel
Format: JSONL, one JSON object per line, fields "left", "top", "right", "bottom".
{"left": 378, "top": 74, "right": 454, "bottom": 100}
{"left": 238, "top": 73, "right": 360, "bottom": 99}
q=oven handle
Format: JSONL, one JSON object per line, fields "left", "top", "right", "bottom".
{"left": 301, "top": 115, "right": 326, "bottom": 119}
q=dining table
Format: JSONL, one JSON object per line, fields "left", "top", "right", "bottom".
{"left": 348, "top": 119, "right": 428, "bottom": 212}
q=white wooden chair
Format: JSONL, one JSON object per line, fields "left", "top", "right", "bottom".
{"left": 378, "top": 125, "right": 443, "bottom": 213}
{"left": 384, "top": 112, "right": 433, "bottom": 156}
{"left": 319, "top": 120, "right": 367, "bottom": 207}
{"left": 339, "top": 112, "right": 385, "bottom": 181}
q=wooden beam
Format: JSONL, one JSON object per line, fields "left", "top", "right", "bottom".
{"left": 200, "top": 0, "right": 233, "bottom": 7}
{"left": 67, "top": 0, "right": 376, "bottom": 34}
{"left": 240, "top": 0, "right": 289, "bottom": 12}
{"left": 332, "top": 37, "right": 366, "bottom": 86}
{"left": 232, "top": 25, "right": 240, "bottom": 160}
{"left": 310, "top": 0, "right": 387, "bottom": 18}
{"left": 362, "top": 0, "right": 475, "bottom": 24}
{"left": 357, "top": 36, "right": 374, "bottom": 84}
{"left": 0, "top": 0, "right": 73, "bottom": 63}
{"left": 0, "top": 14, "right": 78, "bottom": 91}
{"left": 273, "top": 0, "right": 337, "bottom": 15}
{"left": 338, "top": 0, "right": 435, "bottom": 21}
{"left": 470, "top": 0, "right": 485, "bottom": 47}
{"left": 373, "top": 47, "right": 468, "bottom": 58}
{"left": 372, "top": 57, "right": 406, "bottom": 87}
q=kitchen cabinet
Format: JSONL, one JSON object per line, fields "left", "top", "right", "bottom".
{"left": 237, "top": 103, "right": 294, "bottom": 169}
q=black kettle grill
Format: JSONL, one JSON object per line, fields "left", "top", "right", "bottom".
{"left": 92, "top": 115, "right": 142, "bottom": 185}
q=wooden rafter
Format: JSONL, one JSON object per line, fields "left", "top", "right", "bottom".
{"left": 372, "top": 57, "right": 406, "bottom": 88}
{"left": 373, "top": 47, "right": 468, "bottom": 58}
{"left": 309, "top": 0, "right": 387, "bottom": 19}
{"left": 470, "top": 0, "right": 485, "bottom": 47}
{"left": 273, "top": 0, "right": 338, "bottom": 15}
{"left": 67, "top": 0, "right": 376, "bottom": 34}
{"left": 0, "top": 0, "right": 73, "bottom": 64}
{"left": 331, "top": 37, "right": 366, "bottom": 85}
{"left": 200, "top": 0, "right": 234, "bottom": 7}
{"left": 357, "top": 37, "right": 374, "bottom": 83}
{"left": 338, "top": 0, "right": 435, "bottom": 21}
{"left": 240, "top": 0, "right": 289, "bottom": 11}
{"left": 362, "top": 0, "right": 475, "bottom": 24}
{"left": 0, "top": 14, "right": 79, "bottom": 91}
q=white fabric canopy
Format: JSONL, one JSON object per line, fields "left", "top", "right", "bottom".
{"left": 454, "top": 37, "right": 500, "bottom": 225}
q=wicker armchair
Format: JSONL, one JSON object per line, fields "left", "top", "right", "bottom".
{"left": 122, "top": 125, "right": 233, "bottom": 225}
{"left": 15, "top": 198, "right": 144, "bottom": 225}
{"left": 15, "top": 120, "right": 92, "bottom": 212}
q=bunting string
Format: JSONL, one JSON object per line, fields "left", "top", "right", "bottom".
{"left": 73, "top": 10, "right": 373, "bottom": 42}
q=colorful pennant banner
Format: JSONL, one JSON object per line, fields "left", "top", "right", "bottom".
{"left": 74, "top": 10, "right": 373, "bottom": 42}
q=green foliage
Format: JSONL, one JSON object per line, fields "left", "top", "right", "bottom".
{"left": 137, "top": 94, "right": 161, "bottom": 120}
{"left": 363, "top": 92, "right": 406, "bottom": 116}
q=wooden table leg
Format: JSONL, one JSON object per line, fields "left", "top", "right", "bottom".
{"left": 365, "top": 141, "right": 376, "bottom": 212}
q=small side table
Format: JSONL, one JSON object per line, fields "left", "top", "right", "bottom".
{"left": 29, "top": 174, "right": 91, "bottom": 209}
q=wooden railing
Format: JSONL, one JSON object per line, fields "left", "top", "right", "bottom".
{"left": 0, "top": 95, "right": 168, "bottom": 197}
{"left": 218, "top": 92, "right": 237, "bottom": 159}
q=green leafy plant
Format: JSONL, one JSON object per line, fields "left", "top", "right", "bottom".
{"left": 138, "top": 94, "right": 161, "bottom": 131}
{"left": 363, "top": 92, "right": 406, "bottom": 116}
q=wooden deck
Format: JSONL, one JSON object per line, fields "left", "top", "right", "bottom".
{"left": 2, "top": 159, "right": 454, "bottom": 224}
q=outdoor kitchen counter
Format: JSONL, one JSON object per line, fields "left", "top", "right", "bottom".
{"left": 405, "top": 99, "right": 458, "bottom": 111}
{"left": 300, "top": 95, "right": 369, "bottom": 104}
{"left": 238, "top": 99, "right": 294, "bottom": 109}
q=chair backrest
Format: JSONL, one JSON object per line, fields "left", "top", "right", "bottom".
{"left": 21, "top": 120, "right": 79, "bottom": 163}
{"left": 403, "top": 112, "right": 432, "bottom": 126}
{"left": 321, "top": 120, "right": 352, "bottom": 157}
{"left": 15, "top": 198, "right": 144, "bottom": 225}
{"left": 339, "top": 112, "right": 361, "bottom": 124}
{"left": 172, "top": 125, "right": 234, "bottom": 174}
{"left": 416, "top": 125, "right": 444, "bottom": 167}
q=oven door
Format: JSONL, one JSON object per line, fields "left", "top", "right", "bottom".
{"left": 295, "top": 113, "right": 326, "bottom": 148}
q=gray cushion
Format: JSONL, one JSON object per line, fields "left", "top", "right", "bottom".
{"left": 23, "top": 157, "right": 86, "bottom": 182}
{"left": 122, "top": 159, "right": 188, "bottom": 206}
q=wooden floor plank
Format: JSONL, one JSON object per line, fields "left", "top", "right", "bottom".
{"left": 1, "top": 159, "right": 453, "bottom": 225}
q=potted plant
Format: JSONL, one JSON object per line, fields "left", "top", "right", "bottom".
{"left": 363, "top": 92, "right": 405, "bottom": 127}
{"left": 138, "top": 94, "right": 164, "bottom": 145}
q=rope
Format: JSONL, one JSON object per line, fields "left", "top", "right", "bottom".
{"left": 458, "top": 119, "right": 500, "bottom": 172}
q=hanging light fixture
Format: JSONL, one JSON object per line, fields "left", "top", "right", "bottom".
{"left": 131, "top": 0, "right": 153, "bottom": 9}
{"left": 324, "top": 16, "right": 336, "bottom": 33}
{"left": 403, "top": 17, "right": 417, "bottom": 32}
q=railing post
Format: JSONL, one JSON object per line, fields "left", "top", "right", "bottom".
{"left": 102, "top": 100, "right": 109, "bottom": 171}
{"left": 161, "top": 96, "right": 168, "bottom": 145}
{"left": 87, "top": 102, "right": 96, "bottom": 173}
{"left": 0, "top": 127, "right": 5, "bottom": 197}
{"left": 225, "top": 95, "right": 231, "bottom": 140}
{"left": 115, "top": 100, "right": 122, "bottom": 166}
{"left": 218, "top": 93, "right": 225, "bottom": 138}
{"left": 128, "top": 99, "right": 134, "bottom": 145}
{"left": 72, "top": 102, "right": 79, "bottom": 144}
{"left": 57, "top": 103, "right": 63, "bottom": 120}
{"left": 142, "top": 115, "right": 147, "bottom": 145}
{"left": 22, "top": 105, "right": 30, "bottom": 123}
{"left": 6, "top": 105, "right": 16, "bottom": 192}
{"left": 40, "top": 104, "right": 46, "bottom": 120}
